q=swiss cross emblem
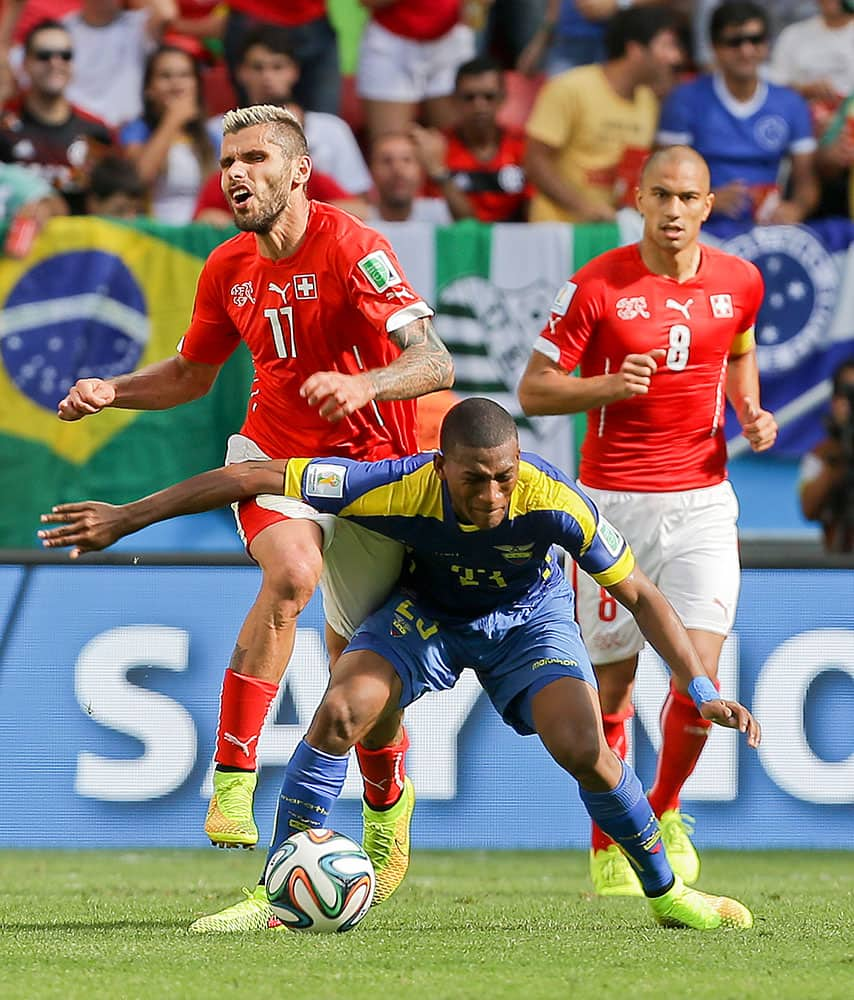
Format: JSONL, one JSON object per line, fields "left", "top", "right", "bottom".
{"left": 710, "top": 293, "right": 733, "bottom": 318}
{"left": 294, "top": 273, "right": 317, "bottom": 299}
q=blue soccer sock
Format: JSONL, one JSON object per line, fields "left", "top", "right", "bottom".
{"left": 264, "top": 738, "right": 349, "bottom": 876}
{"left": 578, "top": 761, "right": 674, "bottom": 896}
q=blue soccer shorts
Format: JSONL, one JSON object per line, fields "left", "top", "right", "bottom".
{"left": 345, "top": 581, "right": 597, "bottom": 735}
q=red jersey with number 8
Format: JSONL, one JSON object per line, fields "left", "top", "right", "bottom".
{"left": 181, "top": 201, "right": 432, "bottom": 459}
{"left": 534, "top": 243, "right": 764, "bottom": 491}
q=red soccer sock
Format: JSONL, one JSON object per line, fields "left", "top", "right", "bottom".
{"left": 591, "top": 707, "right": 633, "bottom": 853}
{"left": 647, "top": 683, "right": 715, "bottom": 817}
{"left": 355, "top": 727, "right": 410, "bottom": 809}
{"left": 215, "top": 668, "right": 279, "bottom": 770}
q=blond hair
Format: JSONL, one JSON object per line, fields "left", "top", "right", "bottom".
{"left": 222, "top": 104, "right": 308, "bottom": 159}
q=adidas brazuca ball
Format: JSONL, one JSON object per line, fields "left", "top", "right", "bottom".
{"left": 265, "top": 829, "right": 375, "bottom": 933}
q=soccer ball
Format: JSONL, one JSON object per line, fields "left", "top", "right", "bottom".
{"left": 264, "top": 828, "right": 375, "bottom": 933}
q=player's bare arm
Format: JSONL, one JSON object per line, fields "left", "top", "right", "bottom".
{"left": 300, "top": 318, "right": 454, "bottom": 422}
{"left": 57, "top": 355, "right": 222, "bottom": 421}
{"left": 606, "top": 568, "right": 761, "bottom": 748}
{"left": 39, "top": 460, "right": 289, "bottom": 558}
{"left": 518, "top": 348, "right": 666, "bottom": 416}
{"left": 726, "top": 349, "right": 778, "bottom": 452}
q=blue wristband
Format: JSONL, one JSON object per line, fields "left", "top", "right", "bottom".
{"left": 688, "top": 676, "right": 719, "bottom": 710}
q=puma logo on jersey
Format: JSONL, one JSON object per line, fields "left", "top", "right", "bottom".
{"left": 268, "top": 281, "right": 291, "bottom": 304}
{"left": 665, "top": 297, "right": 694, "bottom": 320}
{"left": 223, "top": 732, "right": 258, "bottom": 758}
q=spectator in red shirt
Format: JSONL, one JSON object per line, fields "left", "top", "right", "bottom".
{"left": 223, "top": 1, "right": 340, "bottom": 114}
{"left": 412, "top": 56, "right": 530, "bottom": 221}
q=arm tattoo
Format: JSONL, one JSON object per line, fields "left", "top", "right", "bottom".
{"left": 368, "top": 318, "right": 454, "bottom": 400}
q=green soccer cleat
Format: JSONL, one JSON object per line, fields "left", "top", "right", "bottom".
{"left": 648, "top": 875, "right": 753, "bottom": 930}
{"left": 362, "top": 776, "right": 415, "bottom": 905}
{"left": 589, "top": 845, "right": 644, "bottom": 897}
{"left": 658, "top": 809, "right": 701, "bottom": 885}
{"left": 204, "top": 770, "right": 259, "bottom": 848}
{"left": 188, "top": 885, "right": 284, "bottom": 933}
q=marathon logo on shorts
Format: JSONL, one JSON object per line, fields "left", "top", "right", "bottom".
{"left": 357, "top": 250, "right": 402, "bottom": 292}
{"left": 304, "top": 463, "right": 346, "bottom": 499}
{"left": 597, "top": 517, "right": 625, "bottom": 557}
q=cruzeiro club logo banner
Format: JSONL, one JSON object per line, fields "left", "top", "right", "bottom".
{"left": 722, "top": 225, "right": 839, "bottom": 377}
{"left": 1, "top": 249, "right": 148, "bottom": 410}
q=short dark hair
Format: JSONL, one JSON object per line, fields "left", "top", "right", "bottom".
{"left": 440, "top": 398, "right": 519, "bottom": 453}
{"left": 88, "top": 155, "right": 145, "bottom": 201}
{"left": 709, "top": 1, "right": 769, "bottom": 45}
{"left": 24, "top": 18, "right": 70, "bottom": 55}
{"left": 455, "top": 55, "right": 504, "bottom": 90}
{"left": 604, "top": 6, "right": 678, "bottom": 60}
{"left": 238, "top": 26, "right": 298, "bottom": 65}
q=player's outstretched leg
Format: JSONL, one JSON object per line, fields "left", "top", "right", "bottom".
{"left": 190, "top": 737, "right": 350, "bottom": 932}
{"left": 356, "top": 727, "right": 415, "bottom": 905}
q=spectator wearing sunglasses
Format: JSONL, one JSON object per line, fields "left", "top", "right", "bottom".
{"left": 0, "top": 18, "right": 114, "bottom": 214}
{"left": 410, "top": 56, "right": 530, "bottom": 222}
{"left": 657, "top": 1, "right": 819, "bottom": 235}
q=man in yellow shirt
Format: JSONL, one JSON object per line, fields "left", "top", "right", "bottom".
{"left": 525, "top": 6, "right": 683, "bottom": 223}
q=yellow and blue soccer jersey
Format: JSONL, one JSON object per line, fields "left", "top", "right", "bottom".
{"left": 285, "top": 451, "right": 635, "bottom": 620}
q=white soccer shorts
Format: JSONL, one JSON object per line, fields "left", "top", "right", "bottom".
{"left": 572, "top": 480, "right": 741, "bottom": 664}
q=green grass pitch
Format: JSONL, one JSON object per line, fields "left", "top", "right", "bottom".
{"left": 0, "top": 849, "right": 851, "bottom": 1000}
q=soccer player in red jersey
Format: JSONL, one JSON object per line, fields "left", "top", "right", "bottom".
{"left": 56, "top": 105, "right": 454, "bottom": 900}
{"left": 518, "top": 145, "right": 777, "bottom": 896}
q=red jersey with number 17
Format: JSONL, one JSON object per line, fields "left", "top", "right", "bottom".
{"left": 180, "top": 201, "right": 433, "bottom": 460}
{"left": 534, "top": 243, "right": 764, "bottom": 491}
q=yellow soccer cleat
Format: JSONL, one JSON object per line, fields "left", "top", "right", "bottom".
{"left": 648, "top": 875, "right": 753, "bottom": 930}
{"left": 362, "top": 776, "right": 415, "bottom": 905}
{"left": 188, "top": 885, "right": 284, "bottom": 933}
{"left": 589, "top": 845, "right": 644, "bottom": 897}
{"left": 658, "top": 809, "right": 701, "bottom": 885}
{"left": 204, "top": 770, "right": 259, "bottom": 848}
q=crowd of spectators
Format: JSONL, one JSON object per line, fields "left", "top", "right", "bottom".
{"left": 0, "top": 0, "right": 851, "bottom": 237}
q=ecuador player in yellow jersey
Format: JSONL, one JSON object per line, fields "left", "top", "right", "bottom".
{"left": 41, "top": 398, "right": 760, "bottom": 933}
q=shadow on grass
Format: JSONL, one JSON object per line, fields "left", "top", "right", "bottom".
{"left": 0, "top": 919, "right": 185, "bottom": 931}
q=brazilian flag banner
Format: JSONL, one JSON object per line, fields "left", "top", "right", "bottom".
{"left": 0, "top": 217, "right": 252, "bottom": 548}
